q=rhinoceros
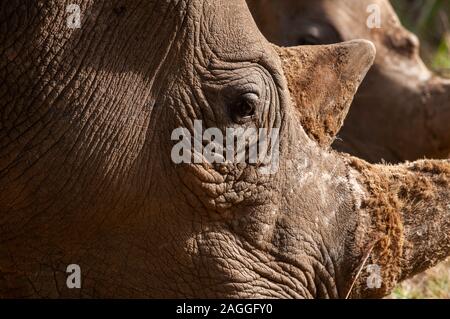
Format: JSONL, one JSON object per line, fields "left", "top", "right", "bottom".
{"left": 247, "top": 0, "right": 450, "bottom": 163}
{"left": 0, "top": 0, "right": 449, "bottom": 298}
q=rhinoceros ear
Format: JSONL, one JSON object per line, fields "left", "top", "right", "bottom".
{"left": 275, "top": 40, "right": 376, "bottom": 147}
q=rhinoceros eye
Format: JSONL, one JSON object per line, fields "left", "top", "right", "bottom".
{"left": 230, "top": 92, "right": 259, "bottom": 124}
{"left": 297, "top": 35, "right": 321, "bottom": 46}
{"left": 295, "top": 23, "right": 340, "bottom": 46}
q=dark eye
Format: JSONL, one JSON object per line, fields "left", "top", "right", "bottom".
{"left": 230, "top": 93, "right": 258, "bottom": 124}
{"left": 295, "top": 23, "right": 341, "bottom": 46}
{"left": 297, "top": 35, "right": 320, "bottom": 46}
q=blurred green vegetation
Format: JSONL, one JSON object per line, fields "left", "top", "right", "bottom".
{"left": 391, "top": 0, "right": 450, "bottom": 76}
{"left": 390, "top": 259, "right": 450, "bottom": 299}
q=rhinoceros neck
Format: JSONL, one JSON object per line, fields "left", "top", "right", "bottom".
{"left": 0, "top": 0, "right": 193, "bottom": 293}
{"left": 1, "top": 0, "right": 189, "bottom": 121}
{"left": 0, "top": 0, "right": 192, "bottom": 202}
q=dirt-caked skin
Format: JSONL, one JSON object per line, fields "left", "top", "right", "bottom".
{"left": 1, "top": 0, "right": 450, "bottom": 298}
{"left": 247, "top": 0, "right": 450, "bottom": 163}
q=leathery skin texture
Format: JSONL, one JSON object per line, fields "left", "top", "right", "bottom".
{"left": 0, "top": 0, "right": 449, "bottom": 298}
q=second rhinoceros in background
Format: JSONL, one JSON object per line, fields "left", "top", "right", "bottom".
{"left": 248, "top": 0, "right": 450, "bottom": 163}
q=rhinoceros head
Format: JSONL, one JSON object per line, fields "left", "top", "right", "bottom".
{"left": 1, "top": 0, "right": 449, "bottom": 299}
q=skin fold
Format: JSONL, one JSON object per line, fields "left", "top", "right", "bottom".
{"left": 247, "top": 0, "right": 450, "bottom": 163}
{"left": 0, "top": 0, "right": 449, "bottom": 298}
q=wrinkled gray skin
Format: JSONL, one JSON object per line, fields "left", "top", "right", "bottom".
{"left": 1, "top": 0, "right": 450, "bottom": 298}
{"left": 247, "top": 0, "right": 450, "bottom": 163}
